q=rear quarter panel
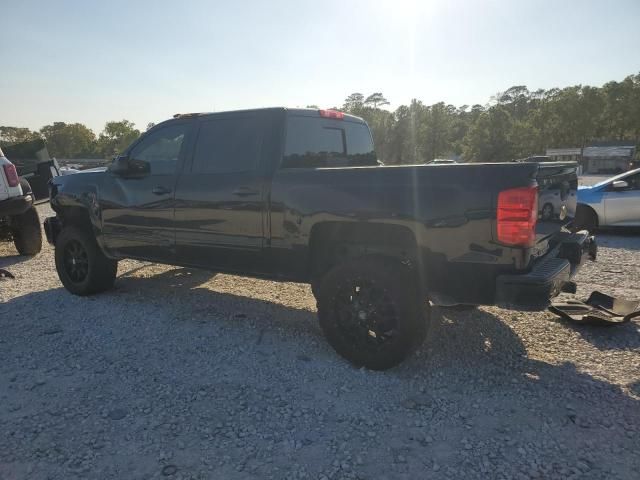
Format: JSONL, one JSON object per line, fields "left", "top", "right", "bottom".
{"left": 268, "top": 162, "right": 540, "bottom": 280}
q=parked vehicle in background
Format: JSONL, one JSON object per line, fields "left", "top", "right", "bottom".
{"left": 44, "top": 108, "right": 595, "bottom": 369}
{"left": 575, "top": 168, "right": 640, "bottom": 229}
{"left": 59, "top": 166, "right": 80, "bottom": 175}
{"left": 0, "top": 148, "right": 43, "bottom": 255}
{"left": 1, "top": 139, "right": 60, "bottom": 202}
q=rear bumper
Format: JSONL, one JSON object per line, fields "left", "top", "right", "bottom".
{"left": 495, "top": 231, "right": 597, "bottom": 311}
{"left": 0, "top": 194, "right": 33, "bottom": 217}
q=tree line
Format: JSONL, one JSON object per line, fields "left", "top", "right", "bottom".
{"left": 1, "top": 72, "right": 638, "bottom": 163}
{"left": 340, "top": 72, "right": 640, "bottom": 164}
{"left": 0, "top": 120, "right": 146, "bottom": 160}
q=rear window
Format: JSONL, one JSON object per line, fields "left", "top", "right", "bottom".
{"left": 282, "top": 116, "right": 376, "bottom": 168}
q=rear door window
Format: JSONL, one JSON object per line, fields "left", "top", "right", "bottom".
{"left": 192, "top": 116, "right": 260, "bottom": 174}
{"left": 283, "top": 116, "right": 376, "bottom": 168}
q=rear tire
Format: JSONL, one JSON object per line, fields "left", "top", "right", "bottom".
{"left": 55, "top": 226, "right": 118, "bottom": 295}
{"left": 12, "top": 206, "right": 42, "bottom": 255}
{"left": 317, "top": 256, "right": 429, "bottom": 370}
{"left": 573, "top": 204, "right": 598, "bottom": 232}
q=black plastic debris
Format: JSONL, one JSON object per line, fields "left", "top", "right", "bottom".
{"left": 549, "top": 291, "right": 640, "bottom": 326}
{"left": 0, "top": 268, "right": 15, "bottom": 279}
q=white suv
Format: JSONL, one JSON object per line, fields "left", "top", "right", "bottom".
{"left": 0, "top": 147, "right": 42, "bottom": 255}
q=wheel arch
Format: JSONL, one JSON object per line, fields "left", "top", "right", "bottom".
{"left": 308, "top": 221, "right": 421, "bottom": 282}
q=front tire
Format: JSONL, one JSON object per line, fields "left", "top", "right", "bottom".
{"left": 55, "top": 226, "right": 118, "bottom": 295}
{"left": 11, "top": 206, "right": 42, "bottom": 255}
{"left": 317, "top": 256, "right": 429, "bottom": 370}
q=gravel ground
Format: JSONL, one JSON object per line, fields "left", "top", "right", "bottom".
{"left": 1, "top": 205, "right": 639, "bottom": 480}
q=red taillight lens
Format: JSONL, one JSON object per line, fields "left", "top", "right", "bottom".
{"left": 3, "top": 163, "right": 20, "bottom": 187}
{"left": 319, "top": 109, "right": 345, "bottom": 119}
{"left": 497, "top": 186, "right": 538, "bottom": 247}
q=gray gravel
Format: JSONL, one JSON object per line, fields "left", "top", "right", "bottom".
{"left": 1, "top": 205, "right": 639, "bottom": 479}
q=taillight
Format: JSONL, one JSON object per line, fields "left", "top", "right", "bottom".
{"left": 497, "top": 186, "right": 538, "bottom": 247}
{"left": 3, "top": 163, "right": 20, "bottom": 187}
{"left": 319, "top": 109, "right": 345, "bottom": 119}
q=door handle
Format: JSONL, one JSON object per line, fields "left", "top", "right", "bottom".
{"left": 232, "top": 187, "right": 259, "bottom": 197}
{"left": 152, "top": 186, "right": 172, "bottom": 195}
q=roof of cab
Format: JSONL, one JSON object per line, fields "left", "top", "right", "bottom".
{"left": 170, "top": 107, "right": 364, "bottom": 123}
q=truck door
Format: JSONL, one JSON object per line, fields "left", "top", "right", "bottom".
{"left": 101, "top": 121, "right": 194, "bottom": 262}
{"left": 173, "top": 113, "right": 266, "bottom": 272}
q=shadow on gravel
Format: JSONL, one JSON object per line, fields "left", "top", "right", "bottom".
{"left": 553, "top": 319, "right": 640, "bottom": 351}
{"left": 628, "top": 380, "right": 640, "bottom": 397}
{"left": 3, "top": 267, "right": 639, "bottom": 479}
{"left": 413, "top": 307, "right": 532, "bottom": 373}
{"left": 115, "top": 266, "right": 318, "bottom": 334}
{"left": 408, "top": 308, "right": 640, "bottom": 432}
{"left": 0, "top": 254, "right": 32, "bottom": 269}
{"left": 596, "top": 230, "right": 640, "bottom": 251}
{"left": 3, "top": 267, "right": 638, "bottom": 399}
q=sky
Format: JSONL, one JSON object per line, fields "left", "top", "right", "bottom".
{"left": 2, "top": 0, "right": 639, "bottom": 134}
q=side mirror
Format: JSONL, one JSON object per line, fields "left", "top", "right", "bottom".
{"left": 109, "top": 155, "right": 150, "bottom": 177}
{"left": 611, "top": 180, "right": 629, "bottom": 190}
{"left": 109, "top": 155, "right": 130, "bottom": 175}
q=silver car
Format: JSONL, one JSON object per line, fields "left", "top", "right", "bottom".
{"left": 576, "top": 168, "right": 640, "bottom": 229}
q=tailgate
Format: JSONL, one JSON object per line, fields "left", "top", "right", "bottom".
{"left": 535, "top": 162, "right": 578, "bottom": 242}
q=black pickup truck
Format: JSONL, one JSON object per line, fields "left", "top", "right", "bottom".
{"left": 45, "top": 108, "right": 596, "bottom": 369}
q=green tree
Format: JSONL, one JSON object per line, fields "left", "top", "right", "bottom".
{"left": 364, "top": 93, "right": 390, "bottom": 109}
{"left": 340, "top": 73, "right": 640, "bottom": 163}
{"left": 97, "top": 120, "right": 141, "bottom": 158}
{"left": 0, "top": 126, "right": 40, "bottom": 146}
{"left": 421, "top": 102, "right": 455, "bottom": 161}
{"left": 343, "top": 93, "right": 365, "bottom": 112}
{"left": 39, "top": 122, "right": 97, "bottom": 158}
{"left": 387, "top": 100, "right": 427, "bottom": 164}
{"left": 462, "top": 106, "right": 514, "bottom": 162}
{"left": 357, "top": 107, "right": 394, "bottom": 163}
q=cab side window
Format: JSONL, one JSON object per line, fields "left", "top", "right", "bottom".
{"left": 129, "top": 124, "right": 187, "bottom": 175}
{"left": 282, "top": 116, "right": 377, "bottom": 168}
{"left": 192, "top": 117, "right": 260, "bottom": 174}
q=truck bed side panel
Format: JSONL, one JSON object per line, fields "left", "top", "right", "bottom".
{"left": 268, "top": 163, "right": 540, "bottom": 282}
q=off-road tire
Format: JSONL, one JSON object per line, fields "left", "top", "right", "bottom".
{"left": 12, "top": 206, "right": 42, "bottom": 255}
{"left": 573, "top": 204, "right": 598, "bottom": 232}
{"left": 317, "top": 256, "right": 429, "bottom": 370}
{"left": 55, "top": 226, "right": 118, "bottom": 296}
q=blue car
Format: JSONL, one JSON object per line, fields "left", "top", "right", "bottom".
{"left": 575, "top": 168, "right": 640, "bottom": 230}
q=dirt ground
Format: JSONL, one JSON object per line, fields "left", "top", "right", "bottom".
{"left": 1, "top": 204, "right": 638, "bottom": 479}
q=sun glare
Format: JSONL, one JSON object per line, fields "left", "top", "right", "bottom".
{"left": 375, "top": 0, "right": 426, "bottom": 25}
